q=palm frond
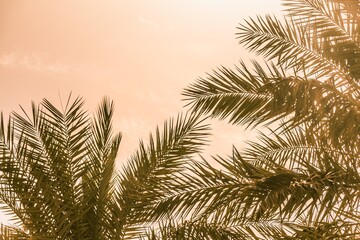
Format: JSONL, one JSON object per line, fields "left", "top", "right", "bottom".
{"left": 0, "top": 223, "right": 28, "bottom": 240}
{"left": 184, "top": 60, "right": 360, "bottom": 148}
{"left": 284, "top": 221, "right": 360, "bottom": 239}
{"left": 145, "top": 220, "right": 249, "bottom": 240}
{"left": 283, "top": 0, "right": 360, "bottom": 44}
{"left": 237, "top": 15, "right": 354, "bottom": 82}
{"left": 147, "top": 133, "right": 359, "bottom": 233}
{"left": 114, "top": 112, "right": 210, "bottom": 234}
{"left": 183, "top": 61, "right": 276, "bottom": 127}
{"left": 80, "top": 97, "right": 122, "bottom": 239}
{"left": 180, "top": 0, "right": 360, "bottom": 238}
{"left": 0, "top": 96, "right": 123, "bottom": 239}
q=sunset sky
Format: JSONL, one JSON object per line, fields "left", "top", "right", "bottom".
{"left": 0, "top": 0, "right": 282, "bottom": 162}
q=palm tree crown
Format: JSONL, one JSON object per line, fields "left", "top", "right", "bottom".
{"left": 1, "top": 0, "right": 359, "bottom": 239}
{"left": 146, "top": 0, "right": 360, "bottom": 238}
{"left": 0, "top": 96, "right": 209, "bottom": 239}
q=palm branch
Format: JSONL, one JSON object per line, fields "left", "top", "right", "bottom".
{"left": 113, "top": 112, "right": 210, "bottom": 237}
{"left": 145, "top": 126, "right": 360, "bottom": 238}
{"left": 181, "top": 1, "right": 360, "bottom": 238}
{"left": 0, "top": 96, "right": 210, "bottom": 239}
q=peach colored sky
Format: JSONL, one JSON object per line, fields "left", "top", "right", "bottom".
{"left": 0, "top": 0, "right": 282, "bottom": 162}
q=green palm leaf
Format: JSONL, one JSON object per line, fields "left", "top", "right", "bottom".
{"left": 0, "top": 96, "right": 121, "bottom": 239}
{"left": 114, "top": 112, "right": 210, "bottom": 235}
{"left": 0, "top": 96, "right": 211, "bottom": 239}
{"left": 146, "top": 124, "right": 360, "bottom": 237}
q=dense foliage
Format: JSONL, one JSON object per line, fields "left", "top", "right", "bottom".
{"left": 0, "top": 96, "right": 209, "bottom": 239}
{"left": 147, "top": 0, "right": 360, "bottom": 239}
{"left": 1, "top": 0, "right": 359, "bottom": 239}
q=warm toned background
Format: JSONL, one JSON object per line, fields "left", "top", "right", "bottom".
{"left": 0, "top": 1, "right": 282, "bottom": 222}
{"left": 0, "top": 0, "right": 281, "bottom": 159}
{"left": 0, "top": 0, "right": 281, "bottom": 224}
{"left": 0, "top": 0, "right": 282, "bottom": 160}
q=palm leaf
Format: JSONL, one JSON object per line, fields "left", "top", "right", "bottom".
{"left": 113, "top": 112, "right": 210, "bottom": 235}
{"left": 0, "top": 96, "right": 123, "bottom": 239}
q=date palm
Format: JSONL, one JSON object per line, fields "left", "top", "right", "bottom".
{"left": 0, "top": 96, "right": 209, "bottom": 239}
{"left": 146, "top": 0, "right": 360, "bottom": 239}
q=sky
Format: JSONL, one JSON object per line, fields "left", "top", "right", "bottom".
{"left": 0, "top": 0, "right": 284, "bottom": 224}
{"left": 0, "top": 0, "right": 282, "bottom": 174}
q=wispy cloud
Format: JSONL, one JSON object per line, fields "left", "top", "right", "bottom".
{"left": 186, "top": 42, "right": 217, "bottom": 57}
{"left": 137, "top": 15, "right": 176, "bottom": 33}
{"left": 0, "top": 53, "right": 17, "bottom": 66}
{"left": 0, "top": 53, "right": 69, "bottom": 74}
{"left": 137, "top": 16, "right": 161, "bottom": 30}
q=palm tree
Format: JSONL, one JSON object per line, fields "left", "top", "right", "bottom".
{"left": 144, "top": 0, "right": 360, "bottom": 239}
{"left": 0, "top": 95, "right": 210, "bottom": 239}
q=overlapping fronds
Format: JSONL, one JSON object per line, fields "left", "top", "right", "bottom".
{"left": 80, "top": 97, "right": 122, "bottom": 239}
{"left": 184, "top": 60, "right": 360, "bottom": 149}
{"left": 184, "top": 0, "right": 360, "bottom": 149}
{"left": 283, "top": 221, "right": 360, "bottom": 239}
{"left": 283, "top": 0, "right": 360, "bottom": 74}
{"left": 0, "top": 96, "right": 115, "bottom": 238}
{"left": 182, "top": 4, "right": 360, "bottom": 227}
{"left": 146, "top": 219, "right": 360, "bottom": 239}
{"left": 146, "top": 124, "right": 360, "bottom": 238}
{"left": 0, "top": 96, "right": 211, "bottom": 239}
{"left": 183, "top": 61, "right": 277, "bottom": 127}
{"left": 0, "top": 96, "right": 92, "bottom": 238}
{"left": 144, "top": 220, "right": 257, "bottom": 240}
{"left": 237, "top": 15, "right": 351, "bottom": 81}
{"left": 1, "top": 0, "right": 359, "bottom": 239}
{"left": 184, "top": 0, "right": 360, "bottom": 150}
{"left": 0, "top": 223, "right": 28, "bottom": 240}
{"left": 238, "top": 2, "right": 360, "bottom": 85}
{"left": 114, "top": 112, "right": 210, "bottom": 235}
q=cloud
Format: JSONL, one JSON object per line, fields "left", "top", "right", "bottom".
{"left": 0, "top": 53, "right": 69, "bottom": 74}
{"left": 186, "top": 42, "right": 217, "bottom": 57}
{"left": 0, "top": 53, "right": 17, "bottom": 66}
{"left": 137, "top": 16, "right": 177, "bottom": 33}
{"left": 137, "top": 16, "right": 161, "bottom": 30}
